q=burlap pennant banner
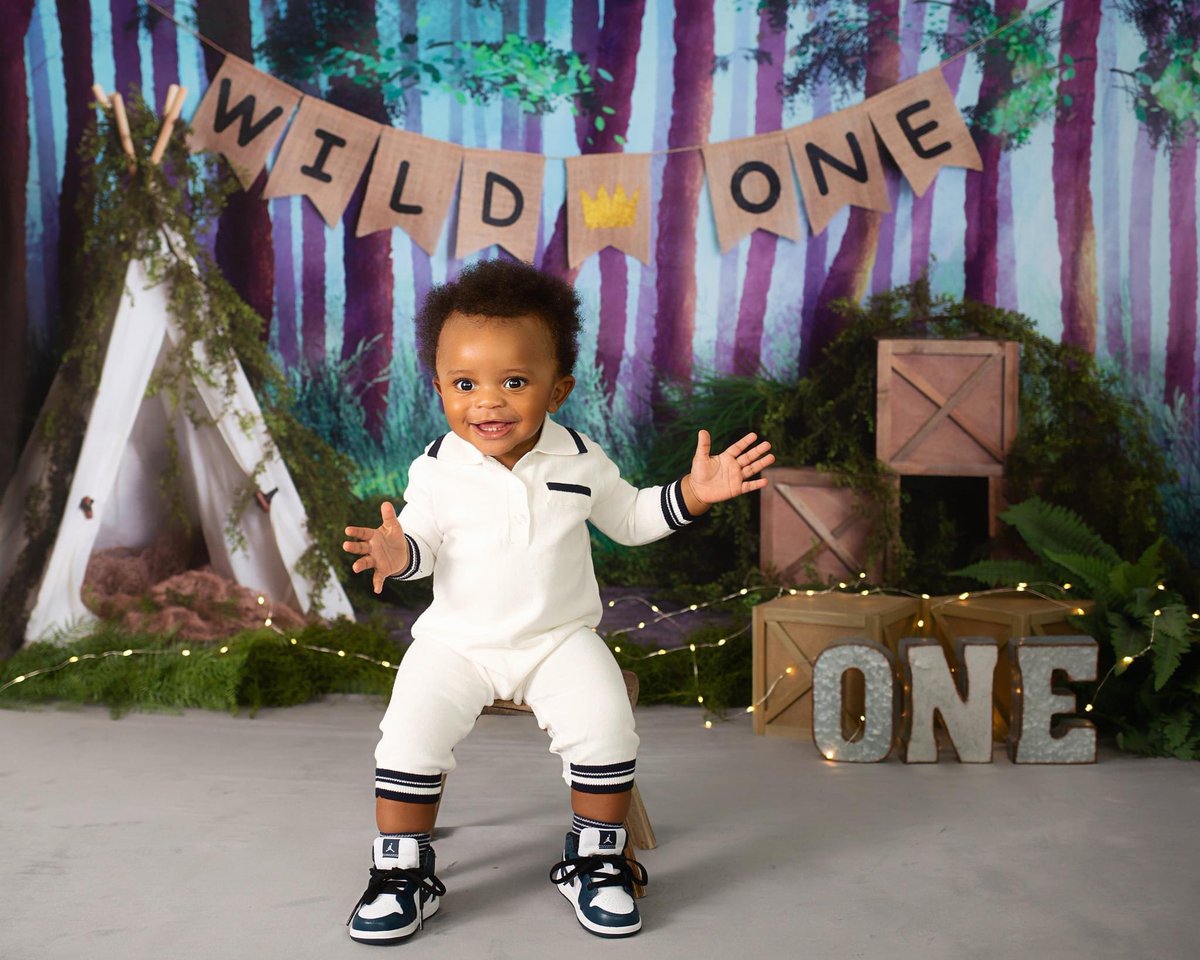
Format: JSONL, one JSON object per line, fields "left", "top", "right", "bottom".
{"left": 263, "top": 97, "right": 381, "bottom": 227}
{"left": 786, "top": 105, "right": 892, "bottom": 235}
{"left": 702, "top": 132, "right": 802, "bottom": 252}
{"left": 357, "top": 128, "right": 463, "bottom": 253}
{"left": 455, "top": 148, "right": 545, "bottom": 262}
{"left": 187, "top": 55, "right": 301, "bottom": 189}
{"left": 565, "top": 153, "right": 651, "bottom": 270}
{"left": 867, "top": 67, "right": 983, "bottom": 197}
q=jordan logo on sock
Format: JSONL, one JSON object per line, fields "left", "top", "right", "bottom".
{"left": 599, "top": 830, "right": 617, "bottom": 849}
{"left": 382, "top": 839, "right": 400, "bottom": 858}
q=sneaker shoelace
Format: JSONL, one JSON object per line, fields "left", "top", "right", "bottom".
{"left": 549, "top": 853, "right": 648, "bottom": 894}
{"left": 345, "top": 865, "right": 447, "bottom": 927}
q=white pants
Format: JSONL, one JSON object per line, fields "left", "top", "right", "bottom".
{"left": 374, "top": 626, "right": 639, "bottom": 803}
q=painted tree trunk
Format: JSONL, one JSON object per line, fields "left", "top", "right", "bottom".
{"left": 197, "top": 0, "right": 275, "bottom": 345}
{"left": 715, "top": 10, "right": 753, "bottom": 374}
{"left": 799, "top": 83, "right": 831, "bottom": 376}
{"left": 501, "top": 4, "right": 522, "bottom": 150}
{"left": 400, "top": 0, "right": 432, "bottom": 339}
{"left": 1164, "top": 135, "right": 1197, "bottom": 403}
{"left": 964, "top": 0, "right": 1027, "bottom": 307}
{"left": 329, "top": 0, "right": 392, "bottom": 436}
{"left": 110, "top": 0, "right": 141, "bottom": 96}
{"left": 301, "top": 203, "right": 326, "bottom": 368}
{"left": 538, "top": 0, "right": 644, "bottom": 398}
{"left": 652, "top": 0, "right": 715, "bottom": 386}
{"left": 149, "top": 0, "right": 178, "bottom": 112}
{"left": 732, "top": 9, "right": 787, "bottom": 376}
{"left": 537, "top": 0, "right": 596, "bottom": 280}
{"left": 628, "top": 0, "right": 677, "bottom": 421}
{"left": 805, "top": 0, "right": 900, "bottom": 368}
{"left": 591, "top": 0, "right": 645, "bottom": 393}
{"left": 272, "top": 199, "right": 298, "bottom": 367}
{"left": 1052, "top": 0, "right": 1101, "bottom": 353}
{"left": 1097, "top": 8, "right": 1124, "bottom": 360}
{"left": 55, "top": 0, "right": 95, "bottom": 350}
{"left": 1128, "top": 126, "right": 1156, "bottom": 377}
{"left": 0, "top": 0, "right": 34, "bottom": 486}
{"left": 909, "top": 14, "right": 969, "bottom": 283}
{"left": 26, "top": 10, "right": 60, "bottom": 344}
{"left": 870, "top": 0, "right": 927, "bottom": 296}
{"left": 525, "top": 0, "right": 547, "bottom": 259}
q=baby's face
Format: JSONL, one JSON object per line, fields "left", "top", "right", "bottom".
{"left": 433, "top": 311, "right": 575, "bottom": 469}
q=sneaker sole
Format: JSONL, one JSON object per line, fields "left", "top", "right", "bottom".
{"left": 348, "top": 895, "right": 440, "bottom": 944}
{"left": 556, "top": 880, "right": 641, "bottom": 938}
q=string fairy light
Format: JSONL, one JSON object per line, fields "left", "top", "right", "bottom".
{"left": 4, "top": 578, "right": 1196, "bottom": 735}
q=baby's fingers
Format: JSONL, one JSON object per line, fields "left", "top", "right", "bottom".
{"left": 352, "top": 556, "right": 376, "bottom": 574}
{"left": 344, "top": 525, "right": 375, "bottom": 541}
{"left": 343, "top": 539, "right": 372, "bottom": 555}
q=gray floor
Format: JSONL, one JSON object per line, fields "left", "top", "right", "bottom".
{"left": 2, "top": 698, "right": 1198, "bottom": 960}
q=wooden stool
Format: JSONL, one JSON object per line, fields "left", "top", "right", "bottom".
{"left": 436, "top": 668, "right": 655, "bottom": 898}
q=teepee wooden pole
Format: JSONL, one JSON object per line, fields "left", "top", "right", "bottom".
{"left": 90, "top": 83, "right": 111, "bottom": 110}
{"left": 149, "top": 85, "right": 187, "bottom": 166}
{"left": 109, "top": 93, "right": 138, "bottom": 172}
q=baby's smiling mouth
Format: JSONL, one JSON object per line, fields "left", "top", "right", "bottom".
{"left": 470, "top": 420, "right": 517, "bottom": 439}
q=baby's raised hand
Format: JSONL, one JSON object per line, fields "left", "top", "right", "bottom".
{"left": 687, "top": 429, "right": 775, "bottom": 506}
{"left": 343, "top": 501, "right": 409, "bottom": 595}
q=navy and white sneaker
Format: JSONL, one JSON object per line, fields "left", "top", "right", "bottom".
{"left": 346, "top": 836, "right": 445, "bottom": 944}
{"left": 549, "top": 827, "right": 647, "bottom": 938}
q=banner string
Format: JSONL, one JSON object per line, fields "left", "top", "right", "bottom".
{"left": 143, "top": 0, "right": 1062, "bottom": 160}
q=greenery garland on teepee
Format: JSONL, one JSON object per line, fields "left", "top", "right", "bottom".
{"left": 0, "top": 92, "right": 358, "bottom": 657}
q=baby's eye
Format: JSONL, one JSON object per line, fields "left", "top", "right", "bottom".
{"left": 454, "top": 378, "right": 475, "bottom": 392}
{"left": 504, "top": 377, "right": 528, "bottom": 390}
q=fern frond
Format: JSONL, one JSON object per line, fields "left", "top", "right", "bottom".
{"left": 1000, "top": 498, "right": 1120, "bottom": 567}
{"left": 1042, "top": 549, "right": 1120, "bottom": 604}
{"left": 951, "top": 559, "right": 1050, "bottom": 587}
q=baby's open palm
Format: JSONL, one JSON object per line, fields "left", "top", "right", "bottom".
{"left": 343, "top": 502, "right": 409, "bottom": 594}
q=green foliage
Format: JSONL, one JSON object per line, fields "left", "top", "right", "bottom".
{"left": 0, "top": 620, "right": 402, "bottom": 717}
{"left": 438, "top": 34, "right": 594, "bottom": 114}
{"left": 940, "top": 1, "right": 1063, "bottom": 149}
{"left": 1116, "top": 2, "right": 1200, "bottom": 147}
{"left": 608, "top": 623, "right": 752, "bottom": 715}
{"left": 0, "top": 617, "right": 753, "bottom": 720}
{"left": 259, "top": 4, "right": 593, "bottom": 119}
{"left": 276, "top": 338, "right": 444, "bottom": 502}
{"left": 781, "top": 2, "right": 873, "bottom": 103}
{"left": 955, "top": 497, "right": 1200, "bottom": 759}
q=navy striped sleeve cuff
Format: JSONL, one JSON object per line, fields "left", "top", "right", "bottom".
{"left": 389, "top": 533, "right": 422, "bottom": 580}
{"left": 660, "top": 477, "right": 698, "bottom": 531}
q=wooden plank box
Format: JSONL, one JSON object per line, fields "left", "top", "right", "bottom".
{"left": 876, "top": 339, "right": 1020, "bottom": 478}
{"left": 752, "top": 593, "right": 920, "bottom": 740}
{"left": 928, "top": 594, "right": 1094, "bottom": 743}
{"left": 759, "top": 466, "right": 894, "bottom": 586}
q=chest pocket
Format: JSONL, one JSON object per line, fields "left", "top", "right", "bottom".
{"left": 544, "top": 481, "right": 593, "bottom": 529}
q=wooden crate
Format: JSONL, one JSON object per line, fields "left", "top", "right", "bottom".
{"left": 929, "top": 594, "right": 1094, "bottom": 743}
{"left": 752, "top": 593, "right": 919, "bottom": 740}
{"left": 759, "top": 466, "right": 894, "bottom": 586}
{"left": 876, "top": 339, "right": 1019, "bottom": 477}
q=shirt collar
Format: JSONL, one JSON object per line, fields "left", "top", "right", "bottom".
{"left": 433, "top": 415, "right": 582, "bottom": 465}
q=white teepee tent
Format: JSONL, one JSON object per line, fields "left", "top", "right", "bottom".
{"left": 0, "top": 241, "right": 354, "bottom": 644}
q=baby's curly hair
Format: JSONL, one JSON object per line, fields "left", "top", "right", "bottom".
{"left": 415, "top": 259, "right": 583, "bottom": 376}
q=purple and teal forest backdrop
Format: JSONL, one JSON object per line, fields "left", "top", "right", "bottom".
{"left": 3, "top": 0, "right": 1199, "bottom": 498}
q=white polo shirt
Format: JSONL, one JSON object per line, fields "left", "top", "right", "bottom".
{"left": 392, "top": 415, "right": 695, "bottom": 666}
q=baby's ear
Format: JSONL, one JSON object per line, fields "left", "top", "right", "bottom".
{"left": 548, "top": 374, "right": 575, "bottom": 412}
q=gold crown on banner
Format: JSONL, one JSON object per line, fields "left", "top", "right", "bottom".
{"left": 580, "top": 185, "right": 640, "bottom": 229}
